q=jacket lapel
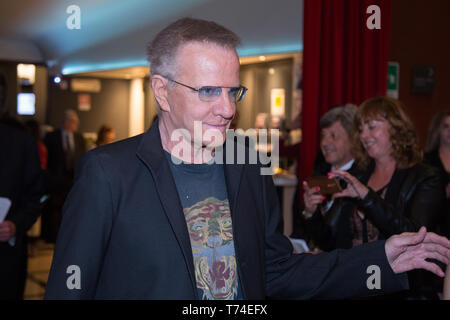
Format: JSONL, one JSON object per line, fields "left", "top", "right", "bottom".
{"left": 384, "top": 168, "right": 408, "bottom": 204}
{"left": 135, "top": 120, "right": 197, "bottom": 298}
{"left": 222, "top": 140, "right": 244, "bottom": 217}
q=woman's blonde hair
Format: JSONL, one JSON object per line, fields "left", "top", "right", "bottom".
{"left": 353, "top": 97, "right": 422, "bottom": 169}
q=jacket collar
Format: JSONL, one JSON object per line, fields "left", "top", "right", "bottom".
{"left": 136, "top": 119, "right": 197, "bottom": 298}
{"left": 222, "top": 140, "right": 244, "bottom": 217}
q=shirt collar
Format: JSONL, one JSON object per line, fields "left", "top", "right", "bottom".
{"left": 332, "top": 159, "right": 355, "bottom": 171}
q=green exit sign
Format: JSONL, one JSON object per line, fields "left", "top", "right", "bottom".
{"left": 387, "top": 62, "right": 399, "bottom": 99}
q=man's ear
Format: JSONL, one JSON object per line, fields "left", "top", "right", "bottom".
{"left": 151, "top": 75, "right": 170, "bottom": 112}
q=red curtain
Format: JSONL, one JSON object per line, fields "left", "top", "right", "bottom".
{"left": 299, "top": 0, "right": 392, "bottom": 183}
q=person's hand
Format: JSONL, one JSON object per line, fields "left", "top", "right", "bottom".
{"left": 443, "top": 262, "right": 450, "bottom": 300}
{"left": 305, "top": 248, "right": 322, "bottom": 255}
{"left": 302, "top": 181, "right": 325, "bottom": 215}
{"left": 385, "top": 226, "right": 450, "bottom": 277}
{"left": 328, "top": 170, "right": 369, "bottom": 200}
{"left": 0, "top": 220, "right": 16, "bottom": 242}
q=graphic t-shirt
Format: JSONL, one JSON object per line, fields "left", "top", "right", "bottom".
{"left": 165, "top": 151, "right": 242, "bottom": 300}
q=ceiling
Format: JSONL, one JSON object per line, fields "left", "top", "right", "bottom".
{"left": 0, "top": 0, "right": 303, "bottom": 75}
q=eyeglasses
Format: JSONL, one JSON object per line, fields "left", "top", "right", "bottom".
{"left": 165, "top": 77, "right": 247, "bottom": 103}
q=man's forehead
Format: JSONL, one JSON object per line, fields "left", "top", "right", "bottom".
{"left": 178, "top": 40, "right": 237, "bottom": 53}
{"left": 174, "top": 41, "right": 240, "bottom": 85}
{"left": 66, "top": 115, "right": 79, "bottom": 122}
{"left": 175, "top": 42, "right": 238, "bottom": 66}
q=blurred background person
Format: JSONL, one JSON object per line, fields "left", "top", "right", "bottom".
{"left": 95, "top": 124, "right": 115, "bottom": 147}
{"left": 25, "top": 119, "right": 47, "bottom": 170}
{"left": 0, "top": 80, "right": 43, "bottom": 300}
{"left": 42, "top": 109, "right": 86, "bottom": 243}
{"left": 0, "top": 72, "right": 25, "bottom": 131}
{"left": 24, "top": 119, "right": 48, "bottom": 247}
{"left": 328, "top": 96, "right": 446, "bottom": 299}
{"left": 299, "top": 104, "right": 359, "bottom": 250}
{"left": 425, "top": 110, "right": 450, "bottom": 238}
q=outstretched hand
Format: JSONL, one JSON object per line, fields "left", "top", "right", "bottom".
{"left": 385, "top": 226, "right": 450, "bottom": 277}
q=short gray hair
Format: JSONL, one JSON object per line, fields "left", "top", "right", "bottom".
{"left": 146, "top": 17, "right": 241, "bottom": 78}
{"left": 319, "top": 104, "right": 358, "bottom": 137}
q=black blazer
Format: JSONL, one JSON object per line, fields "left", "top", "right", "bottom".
{"left": 44, "top": 129, "right": 86, "bottom": 193}
{"left": 44, "top": 121, "right": 408, "bottom": 299}
{"left": 0, "top": 124, "right": 43, "bottom": 299}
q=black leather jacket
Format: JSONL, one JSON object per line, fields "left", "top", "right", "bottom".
{"left": 357, "top": 161, "right": 445, "bottom": 236}
{"left": 306, "top": 161, "right": 446, "bottom": 251}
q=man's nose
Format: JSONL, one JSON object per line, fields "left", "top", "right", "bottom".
{"left": 214, "top": 90, "right": 235, "bottom": 119}
{"left": 321, "top": 135, "right": 331, "bottom": 146}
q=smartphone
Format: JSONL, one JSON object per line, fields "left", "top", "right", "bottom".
{"left": 306, "top": 176, "right": 342, "bottom": 195}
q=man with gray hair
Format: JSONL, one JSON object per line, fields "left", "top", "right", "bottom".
{"left": 317, "top": 104, "right": 358, "bottom": 171}
{"left": 42, "top": 109, "right": 85, "bottom": 243}
{"left": 301, "top": 104, "right": 361, "bottom": 251}
{"left": 45, "top": 18, "right": 450, "bottom": 300}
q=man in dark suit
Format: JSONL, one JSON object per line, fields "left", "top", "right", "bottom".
{"left": 45, "top": 18, "right": 450, "bottom": 300}
{"left": 42, "top": 109, "right": 85, "bottom": 242}
{"left": 0, "top": 116, "right": 43, "bottom": 299}
{"left": 299, "top": 105, "right": 362, "bottom": 251}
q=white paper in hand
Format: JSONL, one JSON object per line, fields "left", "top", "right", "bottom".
{"left": 288, "top": 237, "right": 310, "bottom": 254}
{"left": 0, "top": 197, "right": 12, "bottom": 222}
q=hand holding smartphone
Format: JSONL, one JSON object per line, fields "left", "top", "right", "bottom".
{"left": 306, "top": 176, "right": 342, "bottom": 195}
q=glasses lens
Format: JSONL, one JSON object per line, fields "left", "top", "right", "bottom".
{"left": 231, "top": 86, "right": 247, "bottom": 102}
{"left": 198, "top": 86, "right": 222, "bottom": 101}
{"left": 197, "top": 85, "right": 247, "bottom": 102}
{"left": 228, "top": 87, "right": 239, "bottom": 102}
